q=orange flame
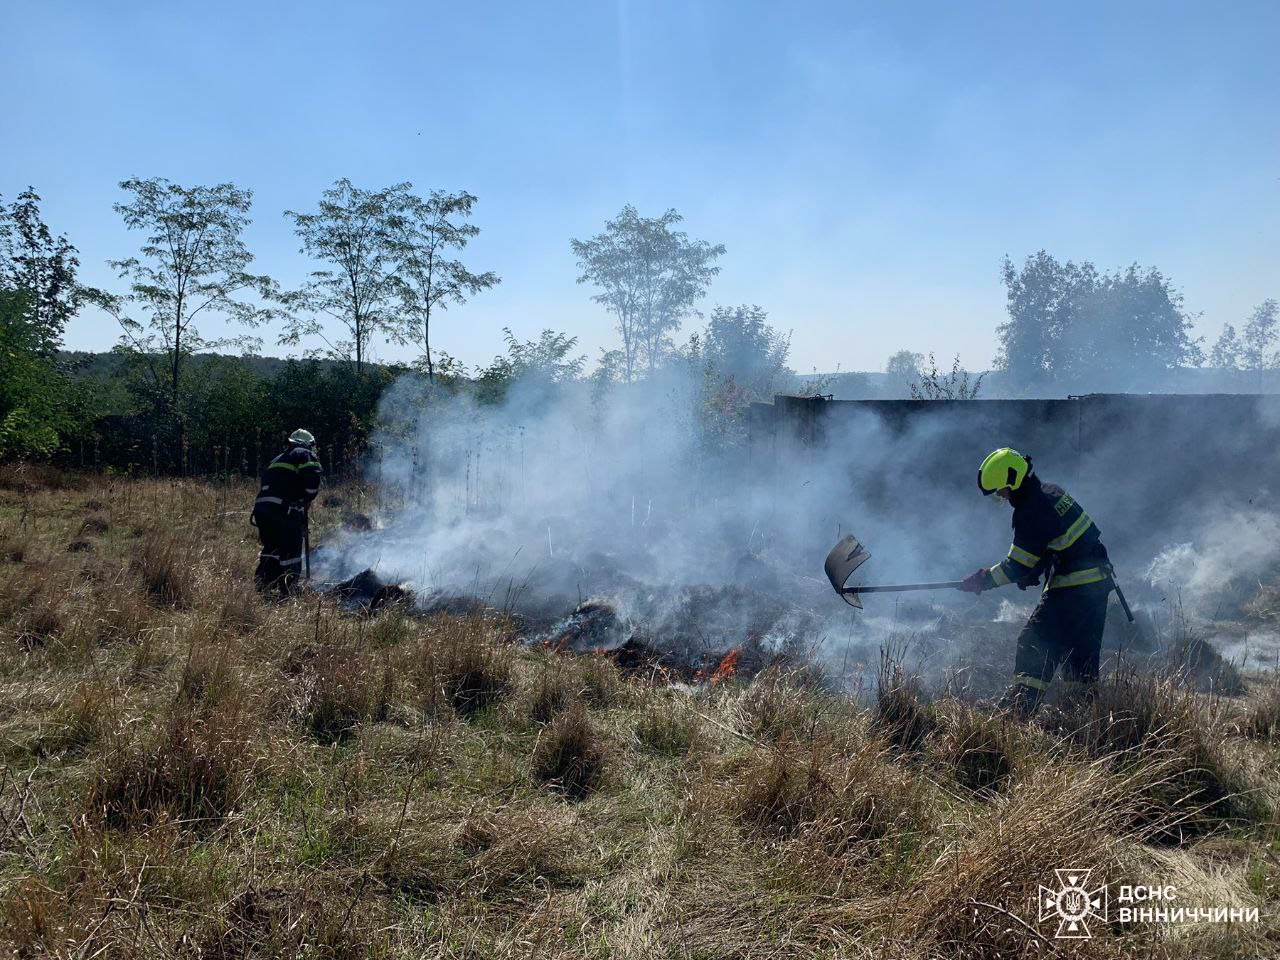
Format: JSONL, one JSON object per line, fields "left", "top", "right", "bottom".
{"left": 709, "top": 648, "right": 742, "bottom": 686}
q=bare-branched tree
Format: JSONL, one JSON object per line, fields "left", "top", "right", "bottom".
{"left": 393, "top": 189, "right": 499, "bottom": 382}
{"left": 571, "top": 205, "right": 724, "bottom": 382}
{"left": 282, "top": 179, "right": 408, "bottom": 374}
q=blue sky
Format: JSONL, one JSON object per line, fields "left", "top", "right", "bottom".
{"left": 3, "top": 0, "right": 1277, "bottom": 374}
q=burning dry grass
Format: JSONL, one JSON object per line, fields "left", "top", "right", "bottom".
{"left": 1, "top": 472, "right": 1278, "bottom": 958}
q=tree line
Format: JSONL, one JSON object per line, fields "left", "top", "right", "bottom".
{"left": 1, "top": 179, "right": 1275, "bottom": 471}
{"left": 992, "top": 251, "right": 1277, "bottom": 394}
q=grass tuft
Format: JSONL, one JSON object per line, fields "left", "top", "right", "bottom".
{"left": 416, "top": 621, "right": 512, "bottom": 718}
{"left": 135, "top": 529, "right": 197, "bottom": 607}
{"left": 1056, "top": 671, "right": 1266, "bottom": 841}
{"left": 87, "top": 703, "right": 259, "bottom": 830}
{"left": 1237, "top": 676, "right": 1280, "bottom": 740}
{"left": 874, "top": 652, "right": 937, "bottom": 752}
{"left": 78, "top": 514, "right": 110, "bottom": 537}
{"left": 635, "top": 695, "right": 701, "bottom": 754}
{"left": 933, "top": 700, "right": 1022, "bottom": 795}
{"left": 532, "top": 702, "right": 607, "bottom": 800}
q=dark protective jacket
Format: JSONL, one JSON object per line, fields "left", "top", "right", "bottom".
{"left": 985, "top": 473, "right": 1109, "bottom": 591}
{"left": 254, "top": 444, "right": 323, "bottom": 518}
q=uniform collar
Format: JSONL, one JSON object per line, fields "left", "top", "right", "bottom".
{"left": 1010, "top": 472, "right": 1040, "bottom": 506}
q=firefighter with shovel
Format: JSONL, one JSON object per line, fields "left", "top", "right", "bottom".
{"left": 824, "top": 447, "right": 1132, "bottom": 721}
{"left": 957, "top": 447, "right": 1121, "bottom": 719}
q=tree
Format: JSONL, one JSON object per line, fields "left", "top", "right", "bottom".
{"left": 0, "top": 289, "right": 87, "bottom": 459}
{"left": 283, "top": 179, "right": 408, "bottom": 374}
{"left": 393, "top": 189, "right": 499, "bottom": 382}
{"left": 996, "top": 252, "right": 1200, "bottom": 391}
{"left": 0, "top": 188, "right": 84, "bottom": 356}
{"left": 1209, "top": 323, "right": 1242, "bottom": 370}
{"left": 475, "top": 328, "right": 585, "bottom": 405}
{"left": 700, "top": 304, "right": 791, "bottom": 400}
{"left": 571, "top": 205, "right": 724, "bottom": 381}
{"left": 97, "top": 178, "right": 277, "bottom": 456}
{"left": 996, "top": 252, "right": 1097, "bottom": 389}
{"left": 884, "top": 349, "right": 924, "bottom": 397}
{"left": 1241, "top": 299, "right": 1278, "bottom": 375}
{"left": 1067, "top": 265, "right": 1201, "bottom": 385}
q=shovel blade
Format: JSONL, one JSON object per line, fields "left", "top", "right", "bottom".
{"left": 825, "top": 534, "right": 869, "bottom": 608}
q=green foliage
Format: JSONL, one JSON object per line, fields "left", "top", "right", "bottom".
{"left": 1240, "top": 299, "right": 1278, "bottom": 372}
{"left": 997, "top": 251, "right": 1201, "bottom": 390}
{"left": 571, "top": 205, "right": 724, "bottom": 382}
{"left": 91, "top": 178, "right": 278, "bottom": 470}
{"left": 909, "top": 353, "right": 985, "bottom": 400}
{"left": 700, "top": 304, "right": 791, "bottom": 401}
{"left": 0, "top": 290, "right": 85, "bottom": 458}
{"left": 884, "top": 350, "right": 924, "bottom": 398}
{"left": 0, "top": 188, "right": 84, "bottom": 356}
{"left": 282, "top": 179, "right": 408, "bottom": 373}
{"left": 393, "top": 189, "right": 500, "bottom": 382}
{"left": 0, "top": 190, "right": 99, "bottom": 460}
{"left": 1210, "top": 322, "right": 1242, "bottom": 370}
{"left": 474, "top": 328, "right": 586, "bottom": 405}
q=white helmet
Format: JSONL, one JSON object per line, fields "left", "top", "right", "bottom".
{"left": 289, "top": 428, "right": 315, "bottom": 447}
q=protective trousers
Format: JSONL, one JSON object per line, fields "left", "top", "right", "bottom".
{"left": 1006, "top": 579, "right": 1111, "bottom": 720}
{"left": 254, "top": 510, "right": 305, "bottom": 595}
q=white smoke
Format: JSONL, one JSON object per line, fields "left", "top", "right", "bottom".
{"left": 1145, "top": 508, "right": 1280, "bottom": 620}
{"left": 311, "top": 370, "right": 1280, "bottom": 682}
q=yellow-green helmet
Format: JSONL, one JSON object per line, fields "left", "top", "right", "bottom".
{"left": 977, "top": 447, "right": 1030, "bottom": 496}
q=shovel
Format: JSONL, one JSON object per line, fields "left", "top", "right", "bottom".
{"left": 824, "top": 534, "right": 963, "bottom": 608}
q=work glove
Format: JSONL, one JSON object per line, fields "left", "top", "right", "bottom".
{"left": 958, "top": 567, "right": 991, "bottom": 594}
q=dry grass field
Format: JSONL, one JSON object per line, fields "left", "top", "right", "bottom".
{"left": 0, "top": 466, "right": 1277, "bottom": 958}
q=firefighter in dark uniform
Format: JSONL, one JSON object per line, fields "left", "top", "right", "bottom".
{"left": 958, "top": 448, "right": 1114, "bottom": 720}
{"left": 252, "top": 429, "right": 323, "bottom": 595}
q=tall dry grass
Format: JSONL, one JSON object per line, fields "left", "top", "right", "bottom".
{"left": 0, "top": 471, "right": 1276, "bottom": 959}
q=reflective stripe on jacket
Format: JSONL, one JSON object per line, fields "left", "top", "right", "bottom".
{"left": 986, "top": 474, "right": 1108, "bottom": 591}
{"left": 254, "top": 445, "right": 324, "bottom": 513}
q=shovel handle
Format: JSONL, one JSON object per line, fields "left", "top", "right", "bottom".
{"left": 842, "top": 581, "right": 964, "bottom": 594}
